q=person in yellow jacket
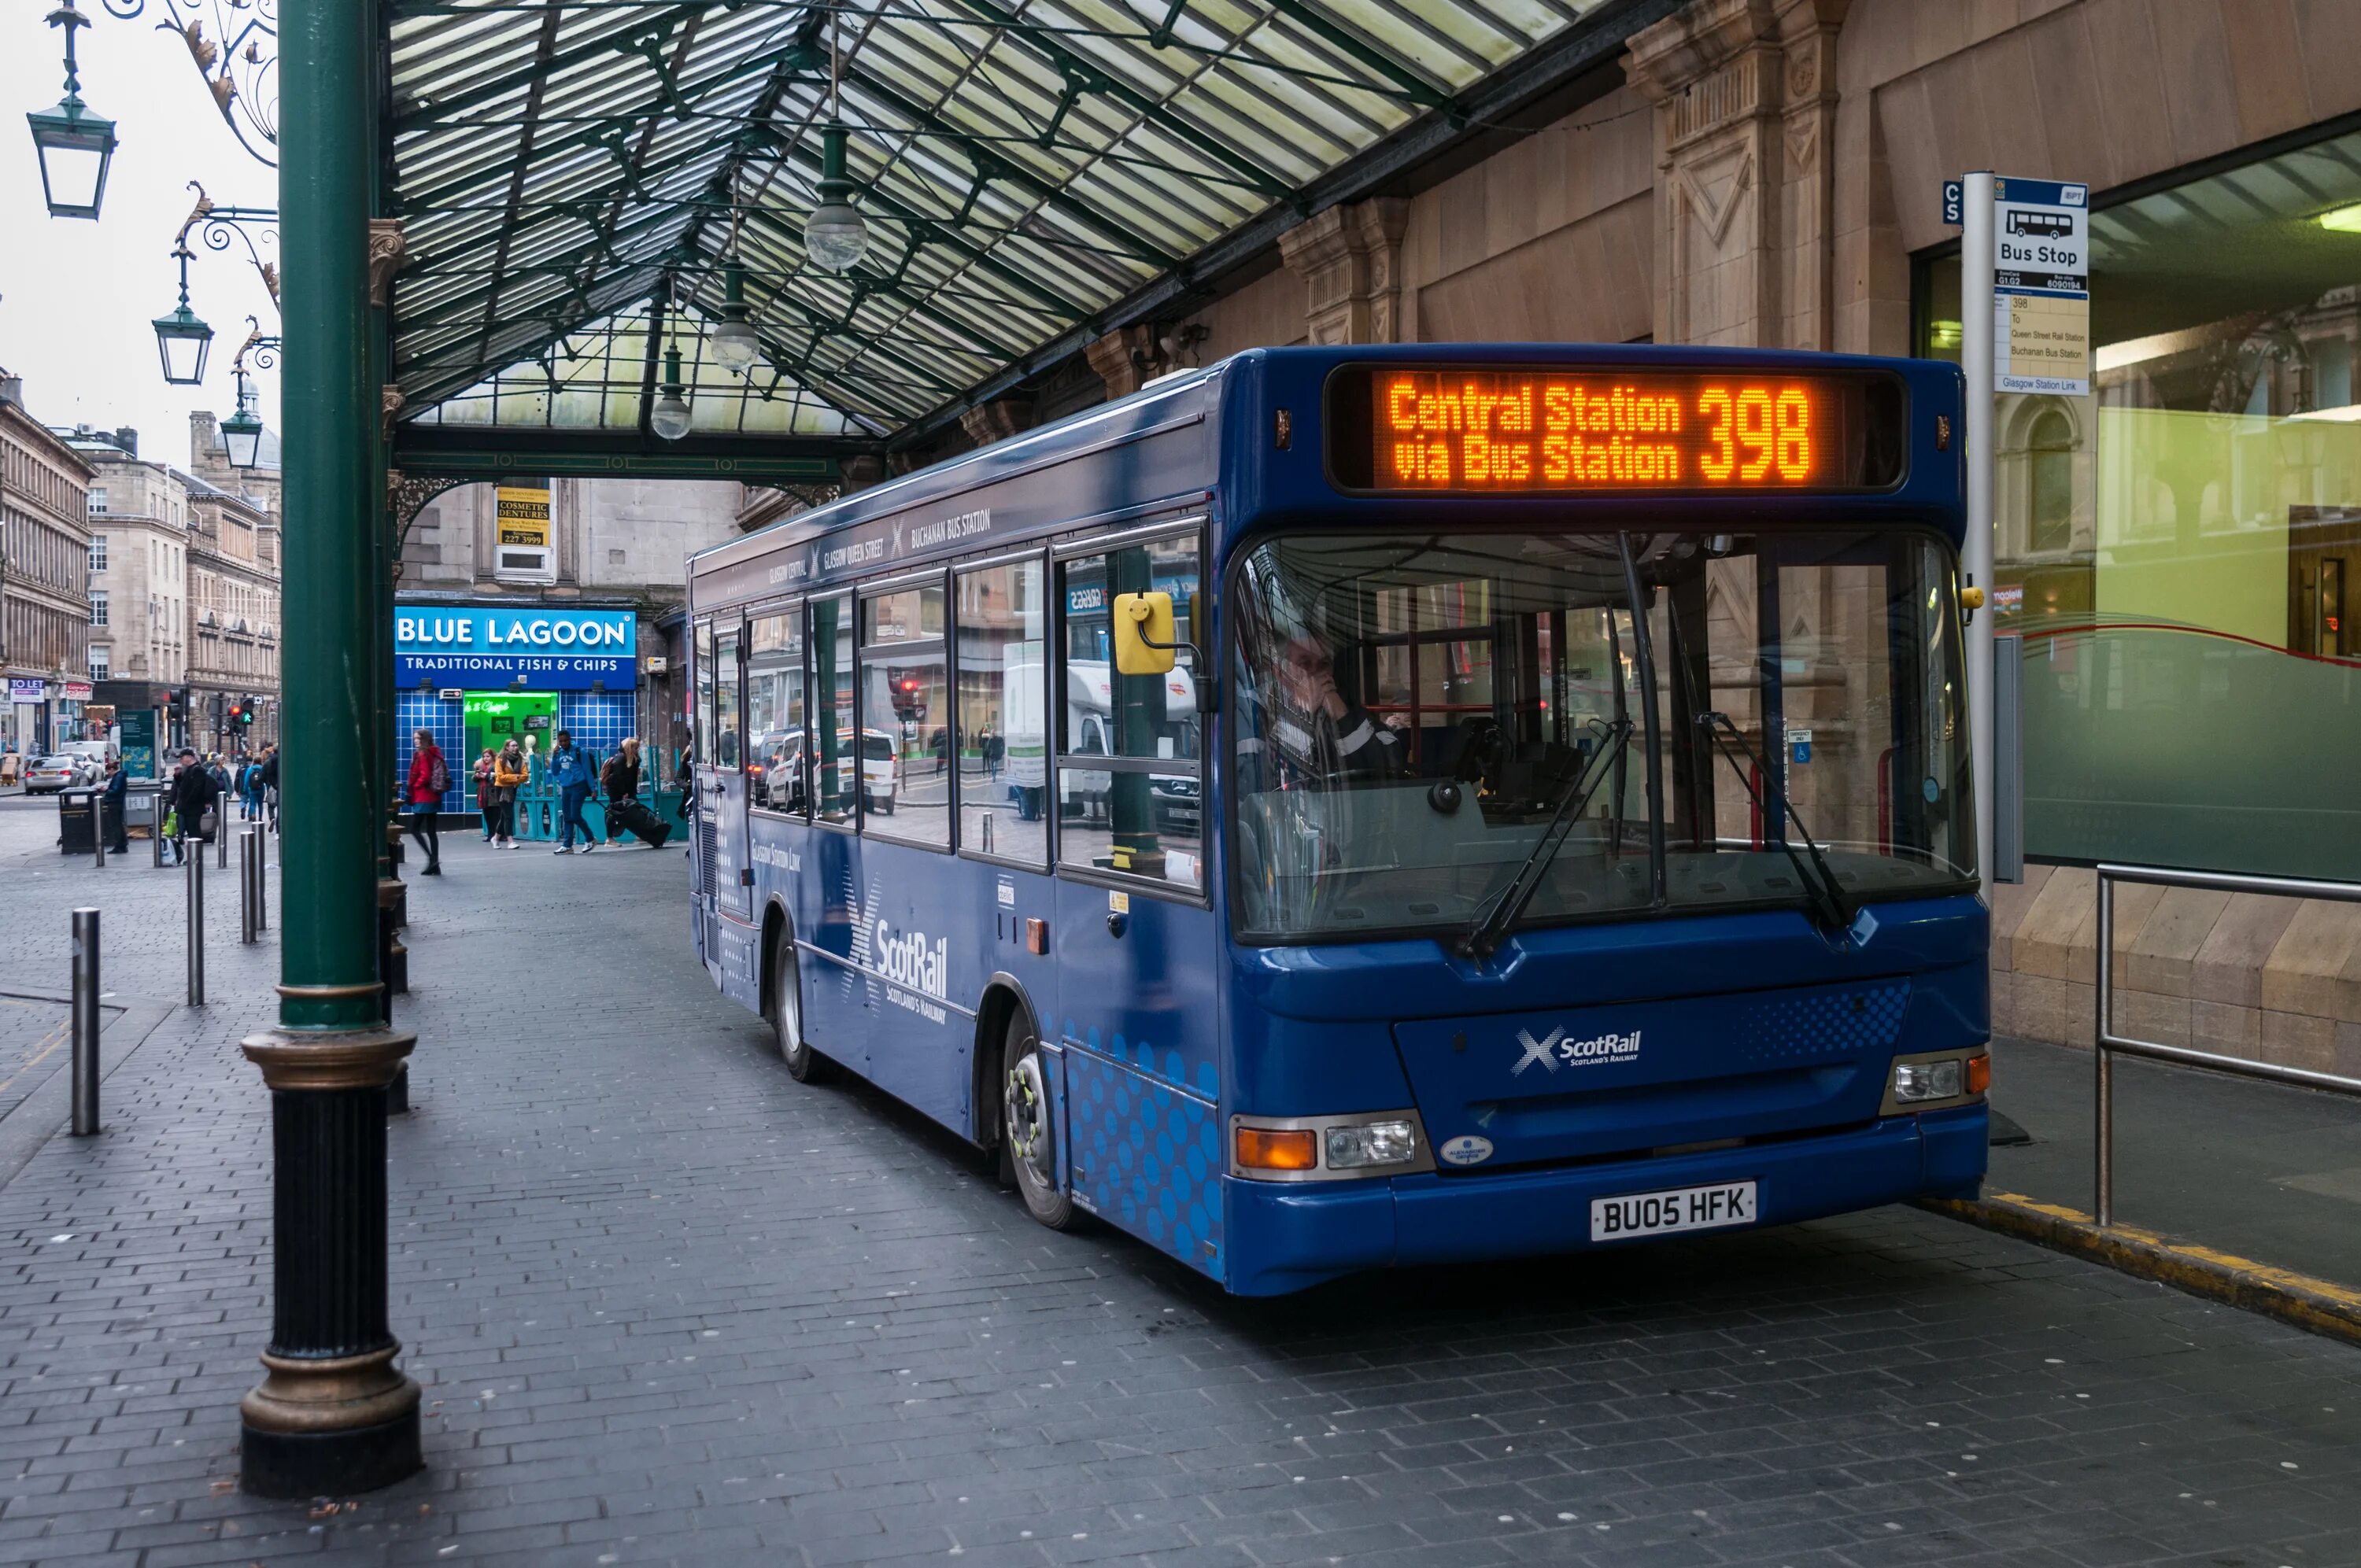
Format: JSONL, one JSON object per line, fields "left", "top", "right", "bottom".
{"left": 490, "top": 739, "right": 528, "bottom": 847}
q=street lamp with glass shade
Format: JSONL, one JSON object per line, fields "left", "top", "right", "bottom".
{"left": 222, "top": 386, "right": 264, "bottom": 470}
{"left": 649, "top": 343, "right": 692, "bottom": 441}
{"left": 804, "top": 123, "right": 867, "bottom": 274}
{"left": 26, "top": 2, "right": 116, "bottom": 220}
{"left": 707, "top": 260, "right": 760, "bottom": 372}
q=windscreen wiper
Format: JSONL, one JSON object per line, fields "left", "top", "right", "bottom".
{"left": 1458, "top": 720, "right": 1633, "bottom": 963}
{"left": 1693, "top": 711, "right": 1857, "bottom": 933}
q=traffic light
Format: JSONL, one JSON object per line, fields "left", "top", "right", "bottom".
{"left": 232, "top": 696, "right": 254, "bottom": 728}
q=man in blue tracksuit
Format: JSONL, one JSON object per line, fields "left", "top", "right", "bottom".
{"left": 547, "top": 729, "right": 597, "bottom": 854}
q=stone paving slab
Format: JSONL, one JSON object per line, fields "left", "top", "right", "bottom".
{"left": 0, "top": 809, "right": 2358, "bottom": 1566}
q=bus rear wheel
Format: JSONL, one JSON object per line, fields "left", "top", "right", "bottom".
{"left": 1002, "top": 1015, "right": 1074, "bottom": 1230}
{"left": 769, "top": 938, "right": 834, "bottom": 1084}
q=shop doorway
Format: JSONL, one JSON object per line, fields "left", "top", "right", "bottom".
{"left": 464, "top": 691, "right": 557, "bottom": 809}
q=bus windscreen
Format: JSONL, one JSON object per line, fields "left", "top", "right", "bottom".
{"left": 1328, "top": 366, "right": 1907, "bottom": 494}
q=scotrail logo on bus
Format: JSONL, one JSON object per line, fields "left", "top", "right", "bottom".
{"left": 874, "top": 921, "right": 950, "bottom": 1023}
{"left": 1513, "top": 1027, "right": 1642, "bottom": 1075}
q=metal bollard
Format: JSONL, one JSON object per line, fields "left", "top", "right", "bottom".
{"left": 217, "top": 816, "right": 229, "bottom": 869}
{"left": 186, "top": 844, "right": 205, "bottom": 1006}
{"left": 257, "top": 829, "right": 268, "bottom": 931}
{"left": 94, "top": 796, "right": 106, "bottom": 870}
{"left": 240, "top": 827, "right": 258, "bottom": 944}
{"left": 71, "top": 909, "right": 99, "bottom": 1135}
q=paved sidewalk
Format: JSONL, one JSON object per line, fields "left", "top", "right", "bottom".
{"left": 2, "top": 818, "right": 2359, "bottom": 1566}
{"left": 1987, "top": 1035, "right": 2361, "bottom": 1293}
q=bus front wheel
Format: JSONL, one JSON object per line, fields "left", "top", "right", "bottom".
{"left": 1003, "top": 1016, "right": 1075, "bottom": 1230}
{"left": 770, "top": 938, "right": 835, "bottom": 1084}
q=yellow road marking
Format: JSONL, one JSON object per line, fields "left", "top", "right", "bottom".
{"left": 0, "top": 1018, "right": 72, "bottom": 1096}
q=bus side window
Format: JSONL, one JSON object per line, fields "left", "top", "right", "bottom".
{"left": 1058, "top": 533, "right": 1204, "bottom": 890}
{"left": 955, "top": 557, "right": 1047, "bottom": 865}
{"left": 748, "top": 609, "right": 805, "bottom": 814}
{"left": 809, "top": 595, "right": 856, "bottom": 825}
{"left": 715, "top": 628, "right": 742, "bottom": 771}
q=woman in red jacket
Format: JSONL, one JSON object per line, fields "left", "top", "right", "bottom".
{"left": 406, "top": 729, "right": 445, "bottom": 876}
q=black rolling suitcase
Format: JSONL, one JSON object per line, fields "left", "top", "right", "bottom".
{"left": 606, "top": 796, "right": 671, "bottom": 848}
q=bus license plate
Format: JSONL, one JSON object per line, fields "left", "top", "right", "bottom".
{"left": 1590, "top": 1181, "right": 1757, "bottom": 1242}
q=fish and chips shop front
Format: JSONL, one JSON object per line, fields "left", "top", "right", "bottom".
{"left": 393, "top": 600, "right": 648, "bottom": 821}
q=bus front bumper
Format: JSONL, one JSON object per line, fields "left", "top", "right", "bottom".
{"left": 1221, "top": 1105, "right": 1986, "bottom": 1297}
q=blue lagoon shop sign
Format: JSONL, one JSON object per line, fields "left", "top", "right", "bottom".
{"left": 394, "top": 604, "right": 637, "bottom": 690}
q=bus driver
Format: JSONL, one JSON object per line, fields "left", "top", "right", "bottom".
{"left": 1244, "top": 628, "right": 1408, "bottom": 788}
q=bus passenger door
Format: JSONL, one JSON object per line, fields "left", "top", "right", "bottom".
{"left": 708, "top": 623, "right": 756, "bottom": 995}
{"left": 1049, "top": 529, "right": 1227, "bottom": 1282}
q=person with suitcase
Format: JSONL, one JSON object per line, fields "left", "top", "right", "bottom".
{"left": 600, "top": 737, "right": 670, "bottom": 849}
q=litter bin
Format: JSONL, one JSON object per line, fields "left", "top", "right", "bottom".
{"left": 57, "top": 788, "right": 97, "bottom": 854}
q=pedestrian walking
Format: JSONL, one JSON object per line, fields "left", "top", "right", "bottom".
{"left": 548, "top": 728, "right": 596, "bottom": 854}
{"left": 473, "top": 748, "right": 497, "bottom": 841}
{"left": 238, "top": 754, "right": 264, "bottom": 821}
{"left": 257, "top": 745, "right": 280, "bottom": 832}
{"left": 599, "top": 736, "right": 671, "bottom": 848}
{"left": 405, "top": 729, "right": 446, "bottom": 876}
{"left": 492, "top": 739, "right": 526, "bottom": 847}
{"left": 163, "top": 747, "right": 219, "bottom": 866}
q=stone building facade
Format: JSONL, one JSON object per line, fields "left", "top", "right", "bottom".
{"left": 0, "top": 376, "right": 94, "bottom": 755}
{"left": 184, "top": 474, "right": 282, "bottom": 753}
{"left": 76, "top": 438, "right": 194, "bottom": 753}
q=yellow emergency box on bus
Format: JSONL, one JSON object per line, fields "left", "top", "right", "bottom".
{"left": 1113, "top": 591, "right": 1177, "bottom": 675}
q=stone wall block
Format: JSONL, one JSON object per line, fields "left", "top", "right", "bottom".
{"left": 1988, "top": 861, "right": 2056, "bottom": 973}
{"left": 2190, "top": 892, "right": 2300, "bottom": 1009}
{"left": 1990, "top": 968, "right": 2016, "bottom": 1036}
{"left": 2112, "top": 987, "right": 2190, "bottom": 1051}
{"left": 2259, "top": 1008, "right": 2337, "bottom": 1073}
{"left": 2337, "top": 1019, "right": 2361, "bottom": 1083}
{"left": 2189, "top": 998, "right": 2263, "bottom": 1060}
{"left": 2121, "top": 887, "right": 2230, "bottom": 999}
{"left": 2012, "top": 972, "right": 2090, "bottom": 1047}
{"left": 2012, "top": 865, "right": 2093, "bottom": 981}
{"left": 2260, "top": 902, "right": 2361, "bottom": 1021}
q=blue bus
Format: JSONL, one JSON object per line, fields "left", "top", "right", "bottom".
{"left": 685, "top": 345, "right": 1987, "bottom": 1296}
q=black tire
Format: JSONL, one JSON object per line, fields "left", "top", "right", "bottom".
{"left": 1001, "top": 1012, "right": 1075, "bottom": 1230}
{"left": 767, "top": 936, "right": 834, "bottom": 1083}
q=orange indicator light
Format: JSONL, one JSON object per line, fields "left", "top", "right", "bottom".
{"left": 1375, "top": 371, "right": 1821, "bottom": 491}
{"left": 1965, "top": 1055, "right": 1991, "bottom": 1097}
{"left": 1235, "top": 1127, "right": 1319, "bottom": 1171}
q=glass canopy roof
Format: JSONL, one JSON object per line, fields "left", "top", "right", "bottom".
{"left": 386, "top": 0, "right": 1618, "bottom": 450}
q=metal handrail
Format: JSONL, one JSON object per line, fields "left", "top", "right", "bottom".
{"left": 2095, "top": 861, "right": 2361, "bottom": 1225}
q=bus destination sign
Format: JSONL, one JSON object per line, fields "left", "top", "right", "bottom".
{"left": 1329, "top": 367, "right": 1904, "bottom": 494}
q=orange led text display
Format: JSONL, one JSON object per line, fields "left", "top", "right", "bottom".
{"left": 1375, "top": 372, "right": 1823, "bottom": 490}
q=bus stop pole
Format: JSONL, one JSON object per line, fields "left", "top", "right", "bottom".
{"left": 1961, "top": 170, "right": 1997, "bottom": 899}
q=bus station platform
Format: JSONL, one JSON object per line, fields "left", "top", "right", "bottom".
{"left": 2, "top": 813, "right": 2359, "bottom": 1566}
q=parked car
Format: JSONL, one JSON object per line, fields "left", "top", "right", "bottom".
{"left": 58, "top": 740, "right": 113, "bottom": 774}
{"left": 23, "top": 754, "right": 88, "bottom": 793}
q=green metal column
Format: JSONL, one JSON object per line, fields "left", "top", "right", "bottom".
{"left": 237, "top": 0, "right": 421, "bottom": 1497}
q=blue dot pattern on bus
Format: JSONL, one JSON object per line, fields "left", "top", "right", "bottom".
{"left": 1065, "top": 1026, "right": 1223, "bottom": 1282}
{"left": 1738, "top": 982, "right": 1912, "bottom": 1063}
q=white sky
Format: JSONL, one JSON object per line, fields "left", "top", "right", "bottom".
{"left": 1, "top": 9, "right": 280, "bottom": 469}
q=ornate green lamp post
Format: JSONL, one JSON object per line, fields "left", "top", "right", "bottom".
{"left": 235, "top": 0, "right": 421, "bottom": 1498}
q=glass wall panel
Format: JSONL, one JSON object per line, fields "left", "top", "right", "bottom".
{"left": 748, "top": 610, "right": 805, "bottom": 814}
{"left": 1059, "top": 535, "right": 1203, "bottom": 889}
{"left": 1919, "top": 128, "right": 2361, "bottom": 877}
{"left": 862, "top": 581, "right": 950, "bottom": 847}
{"left": 956, "top": 559, "right": 1048, "bottom": 865}
{"left": 714, "top": 629, "right": 741, "bottom": 771}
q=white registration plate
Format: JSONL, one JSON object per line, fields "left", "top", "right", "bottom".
{"left": 1590, "top": 1180, "right": 1757, "bottom": 1242}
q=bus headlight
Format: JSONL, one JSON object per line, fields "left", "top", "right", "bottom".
{"left": 1325, "top": 1120, "right": 1418, "bottom": 1170}
{"left": 1229, "top": 1111, "right": 1435, "bottom": 1180}
{"left": 1884, "top": 1050, "right": 1989, "bottom": 1111}
{"left": 1893, "top": 1060, "right": 1962, "bottom": 1101}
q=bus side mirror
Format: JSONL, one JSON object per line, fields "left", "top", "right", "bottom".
{"left": 1114, "top": 592, "right": 1178, "bottom": 676}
